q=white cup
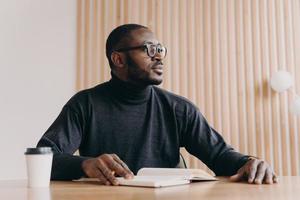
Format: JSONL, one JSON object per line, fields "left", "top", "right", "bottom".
{"left": 25, "top": 147, "right": 53, "bottom": 187}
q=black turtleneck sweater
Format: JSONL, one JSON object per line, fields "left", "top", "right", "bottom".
{"left": 37, "top": 76, "right": 249, "bottom": 180}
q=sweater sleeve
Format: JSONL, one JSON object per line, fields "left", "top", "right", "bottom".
{"left": 182, "top": 107, "right": 249, "bottom": 176}
{"left": 37, "top": 105, "right": 90, "bottom": 180}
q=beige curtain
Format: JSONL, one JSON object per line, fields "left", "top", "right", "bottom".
{"left": 76, "top": 0, "right": 300, "bottom": 176}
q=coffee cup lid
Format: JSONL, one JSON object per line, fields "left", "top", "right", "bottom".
{"left": 25, "top": 147, "right": 53, "bottom": 155}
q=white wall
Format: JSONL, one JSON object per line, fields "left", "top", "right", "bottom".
{"left": 0, "top": 0, "right": 77, "bottom": 180}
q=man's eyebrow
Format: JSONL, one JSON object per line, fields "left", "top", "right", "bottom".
{"left": 144, "top": 41, "right": 154, "bottom": 44}
{"left": 144, "top": 41, "right": 160, "bottom": 45}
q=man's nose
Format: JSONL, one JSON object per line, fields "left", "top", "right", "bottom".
{"left": 152, "top": 53, "right": 164, "bottom": 61}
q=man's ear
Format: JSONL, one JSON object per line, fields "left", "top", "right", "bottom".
{"left": 111, "top": 52, "right": 126, "bottom": 68}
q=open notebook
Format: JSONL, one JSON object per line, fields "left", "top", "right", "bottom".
{"left": 116, "top": 168, "right": 217, "bottom": 188}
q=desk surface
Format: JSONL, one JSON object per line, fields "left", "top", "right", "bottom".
{"left": 0, "top": 177, "right": 299, "bottom": 200}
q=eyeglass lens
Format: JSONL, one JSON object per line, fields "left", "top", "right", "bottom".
{"left": 147, "top": 44, "right": 166, "bottom": 58}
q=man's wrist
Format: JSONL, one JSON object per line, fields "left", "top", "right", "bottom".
{"left": 247, "top": 156, "right": 259, "bottom": 161}
{"left": 236, "top": 155, "right": 258, "bottom": 172}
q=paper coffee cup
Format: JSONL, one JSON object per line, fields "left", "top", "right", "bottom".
{"left": 25, "top": 147, "right": 53, "bottom": 187}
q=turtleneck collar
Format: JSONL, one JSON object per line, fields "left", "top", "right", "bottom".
{"left": 108, "top": 74, "right": 153, "bottom": 104}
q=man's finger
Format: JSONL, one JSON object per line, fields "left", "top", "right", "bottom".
{"left": 108, "top": 159, "right": 129, "bottom": 178}
{"left": 112, "top": 154, "right": 131, "bottom": 170}
{"left": 273, "top": 173, "right": 279, "bottom": 183}
{"left": 263, "top": 168, "right": 273, "bottom": 184}
{"left": 247, "top": 160, "right": 259, "bottom": 183}
{"left": 229, "top": 165, "right": 245, "bottom": 182}
{"left": 97, "top": 159, "right": 119, "bottom": 185}
{"left": 254, "top": 162, "right": 267, "bottom": 184}
{"left": 229, "top": 173, "right": 243, "bottom": 182}
{"left": 111, "top": 154, "right": 134, "bottom": 178}
{"left": 93, "top": 166, "right": 110, "bottom": 185}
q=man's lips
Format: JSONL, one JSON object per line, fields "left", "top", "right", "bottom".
{"left": 152, "top": 65, "right": 163, "bottom": 70}
{"left": 152, "top": 65, "right": 163, "bottom": 75}
{"left": 151, "top": 62, "right": 164, "bottom": 75}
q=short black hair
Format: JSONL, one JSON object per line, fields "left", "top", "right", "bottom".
{"left": 106, "top": 24, "right": 148, "bottom": 68}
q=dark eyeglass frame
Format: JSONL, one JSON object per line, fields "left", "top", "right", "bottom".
{"left": 114, "top": 43, "right": 167, "bottom": 58}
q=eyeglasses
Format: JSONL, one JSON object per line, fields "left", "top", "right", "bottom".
{"left": 114, "top": 43, "right": 167, "bottom": 59}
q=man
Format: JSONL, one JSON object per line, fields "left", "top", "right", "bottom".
{"left": 37, "top": 24, "right": 277, "bottom": 185}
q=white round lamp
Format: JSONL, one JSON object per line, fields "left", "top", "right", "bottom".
{"left": 270, "top": 70, "right": 300, "bottom": 115}
{"left": 270, "top": 70, "right": 293, "bottom": 93}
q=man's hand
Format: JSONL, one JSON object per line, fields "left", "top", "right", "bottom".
{"left": 230, "top": 158, "right": 278, "bottom": 184}
{"left": 81, "top": 154, "right": 134, "bottom": 186}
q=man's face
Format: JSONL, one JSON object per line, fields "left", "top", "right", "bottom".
{"left": 123, "top": 28, "right": 165, "bottom": 86}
